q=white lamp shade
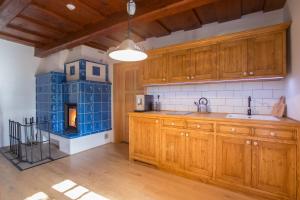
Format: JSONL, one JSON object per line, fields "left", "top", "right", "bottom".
{"left": 108, "top": 39, "right": 148, "bottom": 62}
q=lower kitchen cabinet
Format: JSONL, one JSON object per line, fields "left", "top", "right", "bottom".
{"left": 216, "top": 136, "right": 252, "bottom": 186}
{"left": 129, "top": 117, "right": 160, "bottom": 165}
{"left": 160, "top": 129, "right": 185, "bottom": 171}
{"left": 252, "top": 141, "right": 297, "bottom": 199}
{"left": 129, "top": 114, "right": 299, "bottom": 200}
{"left": 185, "top": 131, "right": 214, "bottom": 178}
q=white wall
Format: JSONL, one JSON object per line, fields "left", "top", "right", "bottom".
{"left": 284, "top": 0, "right": 300, "bottom": 121}
{"left": 0, "top": 40, "right": 41, "bottom": 147}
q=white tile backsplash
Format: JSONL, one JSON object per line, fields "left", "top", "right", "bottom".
{"left": 147, "top": 80, "right": 286, "bottom": 115}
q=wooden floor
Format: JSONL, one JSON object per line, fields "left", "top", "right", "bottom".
{"left": 0, "top": 143, "right": 258, "bottom": 200}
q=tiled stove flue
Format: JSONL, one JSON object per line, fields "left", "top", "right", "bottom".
{"left": 36, "top": 59, "right": 111, "bottom": 139}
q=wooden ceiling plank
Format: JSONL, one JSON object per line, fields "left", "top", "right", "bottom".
{"left": 264, "top": 0, "right": 286, "bottom": 12}
{"left": 192, "top": 9, "right": 203, "bottom": 25}
{"left": 242, "top": 0, "right": 265, "bottom": 15}
{"left": 195, "top": 3, "right": 217, "bottom": 25}
{"left": 32, "top": 0, "right": 104, "bottom": 26}
{"left": 85, "top": 41, "right": 108, "bottom": 51}
{"left": 22, "top": 3, "right": 82, "bottom": 32}
{"left": 156, "top": 20, "right": 172, "bottom": 34}
{"left": 2, "top": 26, "right": 53, "bottom": 44}
{"left": 0, "top": 0, "right": 31, "bottom": 30}
{"left": 35, "top": 0, "right": 218, "bottom": 57}
{"left": 159, "top": 10, "right": 202, "bottom": 32}
{"left": 0, "top": 31, "right": 39, "bottom": 46}
{"left": 11, "top": 15, "right": 66, "bottom": 39}
{"left": 7, "top": 24, "right": 55, "bottom": 40}
{"left": 76, "top": 0, "right": 105, "bottom": 17}
{"left": 93, "top": 36, "right": 120, "bottom": 48}
{"left": 215, "top": 0, "right": 242, "bottom": 23}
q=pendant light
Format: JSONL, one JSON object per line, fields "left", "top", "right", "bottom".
{"left": 108, "top": 0, "right": 148, "bottom": 62}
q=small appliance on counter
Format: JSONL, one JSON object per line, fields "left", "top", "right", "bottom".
{"left": 194, "top": 97, "right": 208, "bottom": 113}
{"left": 135, "top": 95, "right": 154, "bottom": 112}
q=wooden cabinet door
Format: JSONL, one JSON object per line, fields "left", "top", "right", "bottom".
{"left": 160, "top": 129, "right": 185, "bottom": 171}
{"left": 191, "top": 44, "right": 218, "bottom": 81}
{"left": 219, "top": 39, "right": 248, "bottom": 79}
{"left": 216, "top": 136, "right": 251, "bottom": 186}
{"left": 130, "top": 117, "right": 160, "bottom": 165}
{"left": 252, "top": 141, "right": 296, "bottom": 198}
{"left": 114, "top": 62, "right": 144, "bottom": 143}
{"left": 167, "top": 49, "right": 191, "bottom": 82}
{"left": 248, "top": 32, "right": 285, "bottom": 77}
{"left": 143, "top": 53, "right": 167, "bottom": 84}
{"left": 185, "top": 131, "right": 214, "bottom": 178}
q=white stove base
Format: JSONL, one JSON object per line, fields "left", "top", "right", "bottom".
{"left": 49, "top": 131, "right": 112, "bottom": 155}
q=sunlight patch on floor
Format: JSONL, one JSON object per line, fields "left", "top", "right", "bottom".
{"left": 51, "top": 179, "right": 110, "bottom": 200}
{"left": 24, "top": 192, "right": 49, "bottom": 200}
{"left": 79, "top": 192, "right": 110, "bottom": 200}
{"left": 64, "top": 186, "right": 89, "bottom": 200}
{"left": 52, "top": 179, "right": 77, "bottom": 193}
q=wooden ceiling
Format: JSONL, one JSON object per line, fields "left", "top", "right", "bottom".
{"left": 0, "top": 0, "right": 286, "bottom": 57}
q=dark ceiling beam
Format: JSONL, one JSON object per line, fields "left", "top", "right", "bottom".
{"left": 156, "top": 20, "right": 172, "bottom": 34}
{"left": 0, "top": 0, "right": 31, "bottom": 30}
{"left": 192, "top": 9, "right": 203, "bottom": 25}
{"left": 35, "top": 0, "right": 219, "bottom": 57}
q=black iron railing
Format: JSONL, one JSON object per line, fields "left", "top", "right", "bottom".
{"left": 8, "top": 117, "right": 52, "bottom": 164}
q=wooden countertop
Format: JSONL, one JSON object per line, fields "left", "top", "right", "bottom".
{"left": 129, "top": 111, "right": 300, "bottom": 126}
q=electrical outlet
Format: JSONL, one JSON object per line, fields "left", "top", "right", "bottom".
{"left": 104, "top": 133, "right": 109, "bottom": 140}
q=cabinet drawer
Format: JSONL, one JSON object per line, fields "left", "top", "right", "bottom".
{"left": 254, "top": 128, "right": 296, "bottom": 141}
{"left": 217, "top": 124, "right": 251, "bottom": 136}
{"left": 162, "top": 119, "right": 186, "bottom": 128}
{"left": 186, "top": 120, "right": 214, "bottom": 132}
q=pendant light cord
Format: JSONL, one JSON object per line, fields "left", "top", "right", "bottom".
{"left": 127, "top": 14, "right": 131, "bottom": 39}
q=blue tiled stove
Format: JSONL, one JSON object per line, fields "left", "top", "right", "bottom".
{"left": 36, "top": 59, "right": 111, "bottom": 139}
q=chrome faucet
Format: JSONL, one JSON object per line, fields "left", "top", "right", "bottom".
{"left": 247, "top": 96, "right": 252, "bottom": 116}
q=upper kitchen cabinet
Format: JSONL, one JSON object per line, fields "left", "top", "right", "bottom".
{"left": 167, "top": 49, "right": 191, "bottom": 83}
{"left": 190, "top": 44, "right": 218, "bottom": 81}
{"left": 142, "top": 51, "right": 168, "bottom": 85}
{"left": 141, "top": 23, "right": 289, "bottom": 86}
{"left": 219, "top": 39, "right": 248, "bottom": 80}
{"left": 247, "top": 31, "right": 286, "bottom": 78}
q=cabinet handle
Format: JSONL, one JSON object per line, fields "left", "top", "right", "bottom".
{"left": 231, "top": 128, "right": 236, "bottom": 132}
{"left": 243, "top": 72, "right": 247, "bottom": 76}
{"left": 246, "top": 140, "right": 251, "bottom": 145}
{"left": 253, "top": 141, "right": 258, "bottom": 146}
{"left": 162, "top": 78, "right": 166, "bottom": 81}
{"left": 180, "top": 132, "right": 184, "bottom": 136}
{"left": 249, "top": 72, "right": 254, "bottom": 76}
{"left": 171, "top": 122, "right": 175, "bottom": 126}
{"left": 197, "top": 125, "right": 201, "bottom": 128}
{"left": 186, "top": 133, "right": 189, "bottom": 137}
{"left": 186, "top": 76, "right": 190, "bottom": 80}
{"left": 191, "top": 76, "right": 194, "bottom": 80}
{"left": 270, "top": 132, "right": 276, "bottom": 137}
{"left": 155, "top": 120, "right": 159, "bottom": 123}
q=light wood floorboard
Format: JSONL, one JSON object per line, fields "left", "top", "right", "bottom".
{"left": 0, "top": 143, "right": 258, "bottom": 200}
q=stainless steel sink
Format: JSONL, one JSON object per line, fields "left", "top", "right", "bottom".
{"left": 226, "top": 114, "right": 279, "bottom": 121}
